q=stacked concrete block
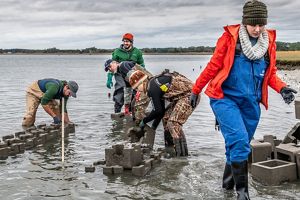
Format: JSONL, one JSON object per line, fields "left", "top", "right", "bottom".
{"left": 275, "top": 143, "right": 300, "bottom": 163}
{"left": 250, "top": 140, "right": 272, "bottom": 163}
{"left": 0, "top": 123, "right": 75, "bottom": 160}
{"left": 282, "top": 122, "right": 300, "bottom": 144}
{"left": 295, "top": 100, "right": 300, "bottom": 119}
{"left": 105, "top": 143, "right": 142, "bottom": 169}
{"left": 251, "top": 159, "right": 297, "bottom": 185}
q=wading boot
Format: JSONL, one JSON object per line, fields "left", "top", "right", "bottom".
{"left": 164, "top": 130, "right": 176, "bottom": 157}
{"left": 231, "top": 161, "right": 250, "bottom": 200}
{"left": 222, "top": 163, "right": 235, "bottom": 190}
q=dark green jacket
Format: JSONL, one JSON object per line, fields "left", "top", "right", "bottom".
{"left": 38, "top": 79, "right": 68, "bottom": 113}
{"left": 112, "top": 45, "right": 145, "bottom": 67}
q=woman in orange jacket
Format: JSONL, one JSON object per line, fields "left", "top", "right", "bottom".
{"left": 189, "top": 1, "right": 297, "bottom": 199}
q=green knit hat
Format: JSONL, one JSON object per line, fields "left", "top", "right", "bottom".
{"left": 242, "top": 0, "right": 268, "bottom": 26}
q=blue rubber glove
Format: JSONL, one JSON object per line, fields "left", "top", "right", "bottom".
{"left": 53, "top": 116, "right": 61, "bottom": 124}
{"left": 106, "top": 72, "right": 114, "bottom": 89}
{"left": 139, "top": 120, "right": 145, "bottom": 129}
{"left": 280, "top": 87, "right": 297, "bottom": 104}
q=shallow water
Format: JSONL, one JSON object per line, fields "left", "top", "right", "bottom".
{"left": 0, "top": 54, "right": 299, "bottom": 200}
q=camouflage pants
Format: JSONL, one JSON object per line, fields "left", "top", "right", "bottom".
{"left": 162, "top": 96, "right": 194, "bottom": 139}
{"left": 133, "top": 91, "right": 150, "bottom": 123}
{"left": 22, "top": 81, "right": 60, "bottom": 126}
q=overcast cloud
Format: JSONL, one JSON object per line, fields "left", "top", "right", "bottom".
{"left": 0, "top": 0, "right": 299, "bottom": 49}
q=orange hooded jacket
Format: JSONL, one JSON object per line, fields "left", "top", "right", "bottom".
{"left": 192, "top": 24, "right": 286, "bottom": 109}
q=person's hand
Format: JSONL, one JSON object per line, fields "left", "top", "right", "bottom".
{"left": 53, "top": 116, "right": 62, "bottom": 124}
{"left": 106, "top": 73, "right": 113, "bottom": 89}
{"left": 139, "top": 120, "right": 145, "bottom": 129}
{"left": 280, "top": 87, "right": 297, "bottom": 104}
{"left": 189, "top": 92, "right": 199, "bottom": 108}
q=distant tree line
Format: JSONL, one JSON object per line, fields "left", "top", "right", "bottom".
{"left": 1, "top": 41, "right": 300, "bottom": 54}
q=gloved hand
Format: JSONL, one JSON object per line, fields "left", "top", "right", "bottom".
{"left": 139, "top": 120, "right": 145, "bottom": 129}
{"left": 53, "top": 116, "right": 61, "bottom": 124}
{"left": 189, "top": 92, "right": 199, "bottom": 108}
{"left": 280, "top": 87, "right": 297, "bottom": 104}
{"left": 106, "top": 72, "right": 114, "bottom": 89}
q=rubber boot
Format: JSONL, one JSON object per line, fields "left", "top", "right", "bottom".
{"left": 164, "top": 130, "right": 176, "bottom": 157}
{"left": 231, "top": 161, "right": 250, "bottom": 200}
{"left": 222, "top": 163, "right": 235, "bottom": 190}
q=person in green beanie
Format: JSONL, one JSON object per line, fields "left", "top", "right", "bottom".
{"left": 190, "top": 1, "right": 297, "bottom": 199}
{"left": 106, "top": 33, "right": 145, "bottom": 113}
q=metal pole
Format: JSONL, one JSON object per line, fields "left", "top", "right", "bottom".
{"left": 62, "top": 97, "right": 65, "bottom": 163}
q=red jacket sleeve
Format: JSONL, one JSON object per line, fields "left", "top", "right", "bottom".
{"left": 268, "top": 43, "right": 286, "bottom": 92}
{"left": 192, "top": 32, "right": 230, "bottom": 94}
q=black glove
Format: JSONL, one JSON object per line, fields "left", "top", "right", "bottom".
{"left": 280, "top": 87, "right": 297, "bottom": 104}
{"left": 53, "top": 116, "right": 62, "bottom": 124}
{"left": 189, "top": 93, "right": 199, "bottom": 108}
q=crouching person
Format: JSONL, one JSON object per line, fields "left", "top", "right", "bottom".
{"left": 128, "top": 69, "right": 200, "bottom": 156}
{"left": 22, "top": 78, "right": 78, "bottom": 127}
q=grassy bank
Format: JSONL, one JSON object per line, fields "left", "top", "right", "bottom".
{"left": 276, "top": 51, "right": 300, "bottom": 70}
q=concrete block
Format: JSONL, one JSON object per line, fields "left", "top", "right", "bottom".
{"left": 105, "top": 143, "right": 142, "bottom": 169}
{"left": 251, "top": 159, "right": 297, "bottom": 185}
{"left": 295, "top": 153, "right": 300, "bottom": 178}
{"left": 66, "top": 123, "right": 75, "bottom": 133}
{"left": 2, "top": 134, "right": 14, "bottom": 141}
{"left": 17, "top": 143, "right": 25, "bottom": 153}
{"left": 25, "top": 126, "right": 37, "bottom": 133}
{"left": 50, "top": 130, "right": 59, "bottom": 137}
{"left": 15, "top": 131, "right": 26, "bottom": 138}
{"left": 132, "top": 165, "right": 147, "bottom": 176}
{"left": 9, "top": 143, "right": 19, "bottom": 155}
{"left": 275, "top": 143, "right": 300, "bottom": 162}
{"left": 38, "top": 134, "right": 47, "bottom": 144}
{"left": 93, "top": 159, "right": 106, "bottom": 166}
{"left": 0, "top": 142, "right": 8, "bottom": 148}
{"left": 295, "top": 100, "right": 300, "bottom": 119}
{"left": 282, "top": 122, "right": 300, "bottom": 144}
{"left": 112, "top": 165, "right": 124, "bottom": 174}
{"left": 37, "top": 124, "right": 47, "bottom": 129}
{"left": 20, "top": 134, "right": 34, "bottom": 141}
{"left": 0, "top": 147, "right": 9, "bottom": 160}
{"left": 263, "top": 135, "right": 277, "bottom": 151}
{"left": 25, "top": 139, "right": 35, "bottom": 149}
{"left": 143, "top": 159, "right": 152, "bottom": 173}
{"left": 44, "top": 125, "right": 55, "bottom": 133}
{"left": 85, "top": 165, "right": 95, "bottom": 173}
{"left": 29, "top": 130, "right": 40, "bottom": 137}
{"left": 6, "top": 138, "right": 22, "bottom": 146}
{"left": 111, "top": 113, "right": 125, "bottom": 120}
{"left": 103, "top": 166, "right": 113, "bottom": 175}
{"left": 250, "top": 141, "right": 272, "bottom": 163}
{"left": 141, "top": 125, "right": 156, "bottom": 148}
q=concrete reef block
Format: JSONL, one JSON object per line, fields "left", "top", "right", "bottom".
{"left": 9, "top": 144, "right": 19, "bottom": 155}
{"left": 103, "top": 166, "right": 113, "bottom": 175}
{"left": 105, "top": 143, "right": 142, "bottom": 169}
{"left": 15, "top": 131, "right": 26, "bottom": 138}
{"left": 37, "top": 124, "right": 47, "bottom": 129}
{"left": 93, "top": 159, "right": 106, "bottom": 166}
{"left": 29, "top": 130, "right": 40, "bottom": 137}
{"left": 132, "top": 165, "right": 147, "bottom": 176}
{"left": 263, "top": 135, "right": 278, "bottom": 152}
{"left": 17, "top": 143, "right": 25, "bottom": 153}
{"left": 111, "top": 113, "right": 125, "bottom": 120}
{"left": 251, "top": 159, "right": 297, "bottom": 185}
{"left": 85, "top": 165, "right": 96, "bottom": 173}
{"left": 38, "top": 134, "right": 47, "bottom": 144}
{"left": 0, "top": 142, "right": 8, "bottom": 148}
{"left": 282, "top": 122, "right": 300, "bottom": 144}
{"left": 6, "top": 138, "right": 22, "bottom": 146}
{"left": 250, "top": 140, "right": 272, "bottom": 163}
{"left": 275, "top": 143, "right": 300, "bottom": 163}
{"left": 141, "top": 125, "right": 156, "bottom": 148}
{"left": 112, "top": 165, "right": 124, "bottom": 174}
{"left": 20, "top": 134, "right": 34, "bottom": 141}
{"left": 25, "top": 139, "right": 35, "bottom": 150}
{"left": 295, "top": 153, "right": 300, "bottom": 178}
{"left": 295, "top": 100, "right": 300, "bottom": 119}
{"left": 2, "top": 134, "right": 14, "bottom": 141}
{"left": 66, "top": 123, "right": 75, "bottom": 133}
{"left": 0, "top": 147, "right": 9, "bottom": 160}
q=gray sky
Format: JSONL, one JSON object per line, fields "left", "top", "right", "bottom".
{"left": 0, "top": 0, "right": 299, "bottom": 49}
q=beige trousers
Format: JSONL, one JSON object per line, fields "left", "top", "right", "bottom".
{"left": 22, "top": 81, "right": 60, "bottom": 126}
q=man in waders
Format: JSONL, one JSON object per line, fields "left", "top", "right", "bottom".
{"left": 22, "top": 79, "right": 78, "bottom": 127}
{"left": 106, "top": 33, "right": 145, "bottom": 114}
{"left": 128, "top": 69, "right": 200, "bottom": 157}
{"left": 189, "top": 1, "right": 297, "bottom": 199}
{"left": 104, "top": 59, "right": 151, "bottom": 121}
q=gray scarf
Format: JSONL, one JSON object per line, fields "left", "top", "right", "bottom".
{"left": 239, "top": 24, "right": 269, "bottom": 60}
